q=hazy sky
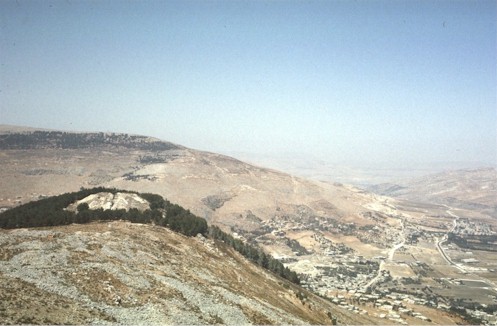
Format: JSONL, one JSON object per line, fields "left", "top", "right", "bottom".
{"left": 1, "top": 0, "right": 496, "bottom": 167}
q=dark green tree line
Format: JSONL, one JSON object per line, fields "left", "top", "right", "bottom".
{"left": 209, "top": 225, "right": 300, "bottom": 284}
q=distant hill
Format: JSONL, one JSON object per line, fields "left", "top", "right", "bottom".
{"left": 367, "top": 168, "right": 497, "bottom": 218}
{"left": 0, "top": 129, "right": 181, "bottom": 151}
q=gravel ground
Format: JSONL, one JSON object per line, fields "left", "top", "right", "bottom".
{"left": 0, "top": 222, "right": 310, "bottom": 325}
{"left": 0, "top": 222, "right": 372, "bottom": 325}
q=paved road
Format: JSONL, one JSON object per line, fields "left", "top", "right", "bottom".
{"left": 436, "top": 206, "right": 461, "bottom": 268}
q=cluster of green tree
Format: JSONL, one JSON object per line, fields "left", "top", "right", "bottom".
{"left": 0, "top": 187, "right": 117, "bottom": 228}
{"left": 285, "top": 238, "right": 311, "bottom": 256}
{"left": 139, "top": 155, "right": 169, "bottom": 164}
{"left": 449, "top": 306, "right": 483, "bottom": 325}
{"left": 163, "top": 204, "right": 208, "bottom": 237}
{"left": 451, "top": 299, "right": 497, "bottom": 315}
{"left": 208, "top": 225, "right": 300, "bottom": 285}
{"left": 448, "top": 233, "right": 497, "bottom": 252}
{"left": 0, "top": 187, "right": 206, "bottom": 237}
{"left": 122, "top": 172, "right": 158, "bottom": 182}
{"left": 0, "top": 131, "right": 179, "bottom": 151}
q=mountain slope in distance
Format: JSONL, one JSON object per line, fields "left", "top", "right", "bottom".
{"left": 367, "top": 168, "right": 497, "bottom": 218}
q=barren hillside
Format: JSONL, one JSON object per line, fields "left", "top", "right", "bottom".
{"left": 0, "top": 221, "right": 382, "bottom": 325}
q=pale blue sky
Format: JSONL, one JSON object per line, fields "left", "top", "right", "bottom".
{"left": 1, "top": 0, "right": 496, "bottom": 167}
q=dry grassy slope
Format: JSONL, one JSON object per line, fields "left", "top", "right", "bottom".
{"left": 107, "top": 149, "right": 378, "bottom": 228}
{"left": 0, "top": 221, "right": 382, "bottom": 325}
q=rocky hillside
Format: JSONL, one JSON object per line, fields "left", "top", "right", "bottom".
{"left": 0, "top": 221, "right": 380, "bottom": 325}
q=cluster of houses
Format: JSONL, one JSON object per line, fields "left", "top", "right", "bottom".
{"left": 253, "top": 209, "right": 497, "bottom": 325}
{"left": 318, "top": 290, "right": 433, "bottom": 324}
{"left": 453, "top": 218, "right": 495, "bottom": 236}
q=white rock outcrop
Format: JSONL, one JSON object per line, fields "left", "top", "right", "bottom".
{"left": 68, "top": 192, "right": 150, "bottom": 211}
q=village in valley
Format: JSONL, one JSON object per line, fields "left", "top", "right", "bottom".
{"left": 232, "top": 199, "right": 497, "bottom": 325}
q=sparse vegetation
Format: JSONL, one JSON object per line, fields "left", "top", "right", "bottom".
{"left": 296, "top": 290, "right": 307, "bottom": 303}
